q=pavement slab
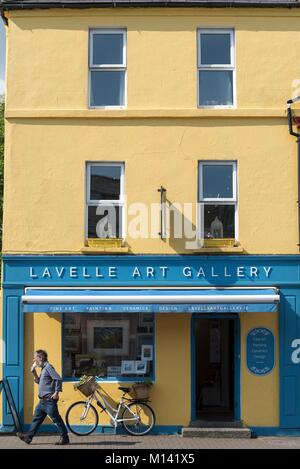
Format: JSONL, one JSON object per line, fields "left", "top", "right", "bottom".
{"left": 0, "top": 434, "right": 300, "bottom": 449}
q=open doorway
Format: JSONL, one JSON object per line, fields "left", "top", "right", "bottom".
{"left": 195, "top": 317, "right": 236, "bottom": 420}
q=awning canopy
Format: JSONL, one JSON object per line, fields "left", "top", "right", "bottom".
{"left": 22, "top": 288, "right": 280, "bottom": 313}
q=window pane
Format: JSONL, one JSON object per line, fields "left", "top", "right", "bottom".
{"left": 90, "top": 71, "right": 125, "bottom": 107}
{"left": 63, "top": 313, "right": 154, "bottom": 380}
{"left": 199, "top": 70, "right": 233, "bottom": 106}
{"left": 204, "top": 204, "right": 235, "bottom": 238}
{"left": 90, "top": 165, "right": 121, "bottom": 200}
{"left": 200, "top": 33, "right": 231, "bottom": 65}
{"left": 92, "top": 33, "right": 124, "bottom": 65}
{"left": 202, "top": 164, "right": 233, "bottom": 199}
{"left": 88, "top": 205, "right": 122, "bottom": 239}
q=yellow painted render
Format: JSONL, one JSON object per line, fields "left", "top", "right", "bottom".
{"left": 2, "top": 118, "right": 298, "bottom": 254}
{"left": 240, "top": 312, "right": 279, "bottom": 427}
{"left": 3, "top": 8, "right": 300, "bottom": 254}
{"left": 4, "top": 8, "right": 300, "bottom": 111}
{"left": 24, "top": 313, "right": 191, "bottom": 427}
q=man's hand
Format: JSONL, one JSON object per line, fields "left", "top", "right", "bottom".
{"left": 51, "top": 392, "right": 59, "bottom": 401}
{"left": 31, "top": 363, "right": 40, "bottom": 383}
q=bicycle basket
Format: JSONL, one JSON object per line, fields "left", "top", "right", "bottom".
{"left": 132, "top": 383, "right": 151, "bottom": 400}
{"left": 74, "top": 376, "right": 99, "bottom": 397}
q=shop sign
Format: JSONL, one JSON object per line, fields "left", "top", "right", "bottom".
{"left": 246, "top": 328, "right": 275, "bottom": 375}
{"left": 27, "top": 264, "right": 273, "bottom": 281}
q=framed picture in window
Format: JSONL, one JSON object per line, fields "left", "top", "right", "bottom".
{"left": 134, "top": 361, "right": 148, "bottom": 375}
{"left": 64, "top": 315, "right": 81, "bottom": 330}
{"left": 87, "top": 320, "right": 130, "bottom": 356}
{"left": 121, "top": 360, "right": 135, "bottom": 375}
{"left": 141, "top": 345, "right": 153, "bottom": 362}
{"left": 64, "top": 335, "right": 80, "bottom": 352}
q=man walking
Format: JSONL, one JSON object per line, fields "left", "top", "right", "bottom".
{"left": 17, "top": 349, "right": 70, "bottom": 445}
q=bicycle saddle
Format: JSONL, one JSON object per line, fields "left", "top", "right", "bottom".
{"left": 118, "top": 386, "right": 131, "bottom": 393}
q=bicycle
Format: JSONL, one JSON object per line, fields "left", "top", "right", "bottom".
{"left": 65, "top": 376, "right": 156, "bottom": 436}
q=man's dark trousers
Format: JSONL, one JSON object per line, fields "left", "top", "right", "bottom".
{"left": 27, "top": 399, "right": 68, "bottom": 441}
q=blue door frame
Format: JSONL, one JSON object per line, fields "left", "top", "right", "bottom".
{"left": 190, "top": 314, "right": 241, "bottom": 422}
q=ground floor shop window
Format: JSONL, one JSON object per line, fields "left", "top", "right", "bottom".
{"left": 63, "top": 313, "right": 155, "bottom": 380}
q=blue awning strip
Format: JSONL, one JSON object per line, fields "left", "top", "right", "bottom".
{"left": 22, "top": 288, "right": 279, "bottom": 313}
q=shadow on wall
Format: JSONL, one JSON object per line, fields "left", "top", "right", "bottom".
{"left": 167, "top": 198, "right": 198, "bottom": 254}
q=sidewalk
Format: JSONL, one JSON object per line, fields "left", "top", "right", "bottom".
{"left": 0, "top": 434, "right": 300, "bottom": 449}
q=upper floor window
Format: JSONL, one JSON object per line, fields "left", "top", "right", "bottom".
{"left": 86, "top": 163, "right": 125, "bottom": 239}
{"left": 198, "top": 161, "right": 237, "bottom": 240}
{"left": 198, "top": 29, "right": 235, "bottom": 107}
{"left": 89, "top": 29, "right": 127, "bottom": 108}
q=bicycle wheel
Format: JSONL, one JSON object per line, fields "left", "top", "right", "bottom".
{"left": 66, "top": 401, "right": 99, "bottom": 436}
{"left": 122, "top": 401, "right": 155, "bottom": 436}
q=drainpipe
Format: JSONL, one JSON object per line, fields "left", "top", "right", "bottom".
{"left": 287, "top": 97, "right": 300, "bottom": 249}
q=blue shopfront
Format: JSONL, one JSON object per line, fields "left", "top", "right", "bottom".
{"left": 2, "top": 254, "right": 300, "bottom": 435}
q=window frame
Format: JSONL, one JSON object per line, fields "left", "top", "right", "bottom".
{"left": 88, "top": 28, "right": 127, "bottom": 109}
{"left": 86, "top": 162, "right": 125, "bottom": 240}
{"left": 198, "top": 161, "right": 238, "bottom": 241}
{"left": 197, "top": 28, "right": 236, "bottom": 109}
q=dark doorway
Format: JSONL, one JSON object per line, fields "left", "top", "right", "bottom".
{"left": 195, "top": 318, "right": 235, "bottom": 420}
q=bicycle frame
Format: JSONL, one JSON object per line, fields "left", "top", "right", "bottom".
{"left": 85, "top": 388, "right": 140, "bottom": 428}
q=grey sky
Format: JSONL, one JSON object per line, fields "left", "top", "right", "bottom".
{"left": 0, "top": 21, "right": 6, "bottom": 94}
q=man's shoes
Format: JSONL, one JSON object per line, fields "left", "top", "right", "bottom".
{"left": 16, "top": 432, "right": 32, "bottom": 444}
{"left": 55, "top": 436, "right": 70, "bottom": 445}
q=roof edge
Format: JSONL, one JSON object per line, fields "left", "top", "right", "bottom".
{"left": 1, "top": 1, "right": 300, "bottom": 11}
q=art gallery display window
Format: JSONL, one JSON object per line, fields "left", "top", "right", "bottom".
{"left": 62, "top": 312, "right": 155, "bottom": 381}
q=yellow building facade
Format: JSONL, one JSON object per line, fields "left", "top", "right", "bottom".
{"left": 1, "top": 0, "right": 300, "bottom": 436}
